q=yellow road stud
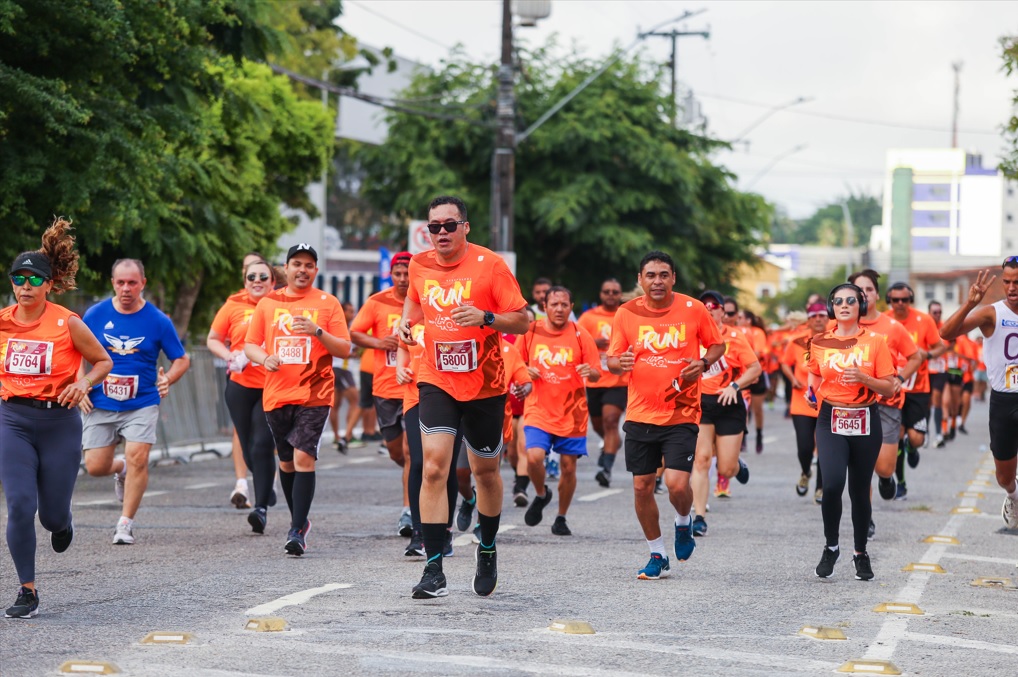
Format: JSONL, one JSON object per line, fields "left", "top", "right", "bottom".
{"left": 548, "top": 619, "right": 595, "bottom": 634}
{"left": 245, "top": 617, "right": 288, "bottom": 632}
{"left": 798, "top": 625, "right": 847, "bottom": 640}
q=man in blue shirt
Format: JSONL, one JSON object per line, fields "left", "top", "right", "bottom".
{"left": 81, "top": 259, "right": 191, "bottom": 545}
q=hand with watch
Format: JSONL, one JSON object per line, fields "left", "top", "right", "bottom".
{"left": 450, "top": 303, "right": 496, "bottom": 328}
{"left": 718, "top": 379, "right": 741, "bottom": 405}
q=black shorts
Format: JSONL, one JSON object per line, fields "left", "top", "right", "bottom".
{"left": 374, "top": 396, "right": 405, "bottom": 442}
{"left": 623, "top": 421, "right": 697, "bottom": 475}
{"left": 962, "top": 380, "right": 974, "bottom": 393}
{"left": 264, "top": 404, "right": 331, "bottom": 462}
{"left": 946, "top": 373, "right": 963, "bottom": 387}
{"left": 333, "top": 367, "right": 356, "bottom": 391}
{"left": 418, "top": 383, "right": 506, "bottom": 459}
{"left": 586, "top": 386, "right": 628, "bottom": 418}
{"left": 988, "top": 390, "right": 1018, "bottom": 461}
{"left": 699, "top": 394, "right": 745, "bottom": 437}
{"left": 359, "top": 371, "right": 374, "bottom": 409}
{"left": 929, "top": 373, "right": 948, "bottom": 392}
{"left": 747, "top": 372, "right": 769, "bottom": 395}
{"left": 902, "top": 392, "right": 930, "bottom": 434}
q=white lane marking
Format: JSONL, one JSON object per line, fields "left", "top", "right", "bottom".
{"left": 245, "top": 583, "right": 352, "bottom": 616}
{"left": 146, "top": 491, "right": 168, "bottom": 497}
{"left": 185, "top": 483, "right": 221, "bottom": 490}
{"left": 74, "top": 499, "right": 115, "bottom": 506}
{"left": 941, "top": 553, "right": 1018, "bottom": 565}
{"left": 903, "top": 632, "right": 1018, "bottom": 654}
{"left": 763, "top": 436, "right": 778, "bottom": 445}
{"left": 317, "top": 463, "right": 339, "bottom": 470}
{"left": 453, "top": 523, "right": 517, "bottom": 547}
{"left": 578, "top": 489, "right": 623, "bottom": 502}
{"left": 348, "top": 457, "right": 374, "bottom": 465}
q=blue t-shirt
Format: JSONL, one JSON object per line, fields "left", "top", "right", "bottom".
{"left": 83, "top": 299, "right": 187, "bottom": 411}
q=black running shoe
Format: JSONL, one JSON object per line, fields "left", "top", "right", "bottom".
{"left": 868, "top": 519, "right": 876, "bottom": 539}
{"left": 853, "top": 552, "right": 874, "bottom": 581}
{"left": 405, "top": 529, "right": 425, "bottom": 557}
{"left": 551, "top": 515, "right": 571, "bottom": 536}
{"left": 52, "top": 520, "right": 73, "bottom": 553}
{"left": 513, "top": 489, "right": 529, "bottom": 507}
{"left": 692, "top": 515, "right": 708, "bottom": 537}
{"left": 815, "top": 547, "right": 839, "bottom": 578}
{"left": 905, "top": 440, "right": 920, "bottom": 469}
{"left": 472, "top": 545, "right": 498, "bottom": 596}
{"left": 958, "top": 425, "right": 968, "bottom": 435}
{"left": 456, "top": 492, "right": 476, "bottom": 532}
{"left": 595, "top": 468, "right": 611, "bottom": 488}
{"left": 443, "top": 530, "right": 454, "bottom": 557}
{"left": 412, "top": 562, "right": 448, "bottom": 599}
{"left": 735, "top": 458, "right": 750, "bottom": 484}
{"left": 4, "top": 587, "right": 38, "bottom": 619}
{"left": 878, "top": 476, "right": 896, "bottom": 501}
{"left": 894, "top": 483, "right": 908, "bottom": 501}
{"left": 654, "top": 477, "right": 665, "bottom": 494}
{"left": 248, "top": 507, "right": 267, "bottom": 534}
{"left": 524, "top": 488, "right": 553, "bottom": 527}
{"left": 284, "top": 519, "right": 311, "bottom": 556}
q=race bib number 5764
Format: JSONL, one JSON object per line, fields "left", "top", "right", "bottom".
{"left": 4, "top": 339, "right": 53, "bottom": 375}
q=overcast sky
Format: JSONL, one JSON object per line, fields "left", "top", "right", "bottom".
{"left": 341, "top": 0, "right": 1018, "bottom": 219}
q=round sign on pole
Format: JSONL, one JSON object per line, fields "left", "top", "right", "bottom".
{"left": 409, "top": 220, "right": 433, "bottom": 255}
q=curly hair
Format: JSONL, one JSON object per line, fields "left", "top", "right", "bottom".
{"left": 40, "top": 217, "right": 79, "bottom": 294}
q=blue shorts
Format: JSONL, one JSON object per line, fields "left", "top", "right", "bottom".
{"left": 523, "top": 426, "right": 588, "bottom": 456}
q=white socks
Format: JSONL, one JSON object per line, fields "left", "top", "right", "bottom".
{"left": 647, "top": 537, "right": 666, "bottom": 555}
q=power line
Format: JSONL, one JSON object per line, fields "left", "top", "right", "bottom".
{"left": 698, "top": 91, "right": 1000, "bottom": 136}
{"left": 346, "top": 0, "right": 453, "bottom": 52}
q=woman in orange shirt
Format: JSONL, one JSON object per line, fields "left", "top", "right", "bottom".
{"left": 1, "top": 219, "right": 113, "bottom": 618}
{"left": 807, "top": 283, "right": 897, "bottom": 582}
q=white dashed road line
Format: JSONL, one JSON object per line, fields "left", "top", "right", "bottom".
{"left": 245, "top": 583, "right": 353, "bottom": 616}
{"left": 578, "top": 489, "right": 623, "bottom": 502}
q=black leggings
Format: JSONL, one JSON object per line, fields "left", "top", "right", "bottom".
{"left": 224, "top": 380, "right": 276, "bottom": 509}
{"left": 405, "top": 404, "right": 461, "bottom": 530}
{"left": 815, "top": 403, "right": 881, "bottom": 553}
{"left": 792, "top": 414, "right": 822, "bottom": 486}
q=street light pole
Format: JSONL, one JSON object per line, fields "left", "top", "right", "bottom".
{"left": 490, "top": 0, "right": 515, "bottom": 253}
{"left": 642, "top": 27, "right": 710, "bottom": 126}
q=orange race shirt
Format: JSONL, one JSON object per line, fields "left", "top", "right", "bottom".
{"left": 1, "top": 302, "right": 82, "bottom": 401}
{"left": 700, "top": 327, "right": 758, "bottom": 396}
{"left": 782, "top": 329, "right": 819, "bottom": 418}
{"left": 517, "top": 319, "right": 601, "bottom": 437}
{"left": 211, "top": 290, "right": 265, "bottom": 390}
{"left": 359, "top": 340, "right": 375, "bottom": 373}
{"left": 350, "top": 288, "right": 406, "bottom": 401}
{"left": 884, "top": 307, "right": 940, "bottom": 394}
{"left": 577, "top": 305, "right": 629, "bottom": 389}
{"left": 956, "top": 334, "right": 979, "bottom": 383}
{"left": 245, "top": 287, "right": 350, "bottom": 411}
{"left": 807, "top": 328, "right": 895, "bottom": 406}
{"left": 608, "top": 293, "right": 723, "bottom": 426}
{"left": 859, "top": 313, "right": 917, "bottom": 409}
{"left": 500, "top": 340, "right": 531, "bottom": 441}
{"left": 407, "top": 244, "right": 527, "bottom": 402}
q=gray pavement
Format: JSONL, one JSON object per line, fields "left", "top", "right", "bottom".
{"left": 2, "top": 399, "right": 1016, "bottom": 676}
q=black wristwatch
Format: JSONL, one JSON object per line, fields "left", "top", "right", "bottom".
{"left": 483, "top": 311, "right": 496, "bottom": 326}
{"left": 730, "top": 382, "right": 740, "bottom": 392}
{"left": 315, "top": 327, "right": 323, "bottom": 338}
{"left": 701, "top": 357, "right": 710, "bottom": 370}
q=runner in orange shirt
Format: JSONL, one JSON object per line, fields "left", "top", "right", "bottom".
{"left": 782, "top": 302, "right": 828, "bottom": 502}
{"left": 608, "top": 251, "right": 725, "bottom": 580}
{"left": 350, "top": 251, "right": 415, "bottom": 539}
{"left": 738, "top": 309, "right": 769, "bottom": 453}
{"left": 516, "top": 287, "right": 601, "bottom": 536}
{"left": 398, "top": 195, "right": 529, "bottom": 599}
{"left": 808, "top": 283, "right": 897, "bottom": 581}
{"left": 956, "top": 332, "right": 979, "bottom": 433}
{"left": 690, "top": 290, "right": 761, "bottom": 537}
{"left": 244, "top": 244, "right": 352, "bottom": 557}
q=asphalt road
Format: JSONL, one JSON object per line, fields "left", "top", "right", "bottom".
{"left": 2, "top": 399, "right": 1016, "bottom": 676}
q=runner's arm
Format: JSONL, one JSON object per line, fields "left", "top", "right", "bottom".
{"left": 398, "top": 296, "right": 424, "bottom": 344}
{"left": 940, "top": 269, "right": 997, "bottom": 340}
{"left": 897, "top": 348, "right": 924, "bottom": 382}
{"left": 736, "top": 359, "right": 762, "bottom": 391}
{"left": 206, "top": 328, "right": 234, "bottom": 362}
{"left": 163, "top": 354, "right": 191, "bottom": 386}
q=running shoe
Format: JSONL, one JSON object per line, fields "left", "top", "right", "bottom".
{"left": 674, "top": 521, "right": 696, "bottom": 561}
{"left": 551, "top": 515, "right": 572, "bottom": 536}
{"left": 51, "top": 520, "right": 73, "bottom": 553}
{"left": 894, "top": 483, "right": 908, "bottom": 501}
{"left": 637, "top": 553, "right": 670, "bottom": 580}
{"left": 935, "top": 435, "right": 946, "bottom": 449}
{"left": 247, "top": 507, "right": 267, "bottom": 534}
{"left": 473, "top": 545, "right": 498, "bottom": 596}
{"left": 868, "top": 519, "right": 876, "bottom": 539}
{"left": 412, "top": 562, "right": 448, "bottom": 599}
{"left": 114, "top": 463, "right": 126, "bottom": 503}
{"left": 363, "top": 431, "right": 383, "bottom": 442}
{"left": 231, "top": 480, "right": 251, "bottom": 510}
{"left": 714, "top": 475, "right": 731, "bottom": 498}
{"left": 853, "top": 552, "right": 874, "bottom": 581}
{"left": 596, "top": 451, "right": 605, "bottom": 468}
{"left": 595, "top": 468, "right": 612, "bottom": 488}
{"left": 443, "top": 530, "right": 454, "bottom": 557}
{"left": 398, "top": 508, "right": 413, "bottom": 537}
{"left": 545, "top": 457, "right": 560, "bottom": 481}
{"left": 905, "top": 438, "right": 920, "bottom": 469}
{"left": 796, "top": 473, "right": 809, "bottom": 497}
{"left": 513, "top": 488, "right": 529, "bottom": 508}
{"left": 471, "top": 523, "right": 481, "bottom": 544}
{"left": 1003, "top": 494, "right": 1018, "bottom": 530}
{"left": 814, "top": 488, "right": 823, "bottom": 505}
{"left": 878, "top": 476, "right": 896, "bottom": 501}
{"left": 405, "top": 529, "right": 425, "bottom": 557}
{"left": 735, "top": 458, "right": 750, "bottom": 484}
{"left": 268, "top": 488, "right": 277, "bottom": 508}
{"left": 958, "top": 425, "right": 968, "bottom": 435}
{"left": 112, "top": 518, "right": 134, "bottom": 545}
{"left": 4, "top": 587, "right": 38, "bottom": 619}
{"left": 284, "top": 519, "right": 311, "bottom": 556}
{"left": 456, "top": 492, "right": 476, "bottom": 532}
{"left": 524, "top": 487, "right": 553, "bottom": 527}
{"left": 654, "top": 476, "right": 665, "bottom": 494}
{"left": 692, "top": 515, "right": 708, "bottom": 537}
{"left": 815, "top": 547, "right": 839, "bottom": 578}
{"left": 335, "top": 438, "right": 348, "bottom": 455}
{"left": 346, "top": 437, "right": 365, "bottom": 449}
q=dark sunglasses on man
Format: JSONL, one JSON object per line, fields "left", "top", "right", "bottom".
{"left": 426, "top": 220, "right": 467, "bottom": 234}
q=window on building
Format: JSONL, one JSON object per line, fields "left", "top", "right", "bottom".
{"left": 924, "top": 283, "right": 935, "bottom": 301}
{"left": 945, "top": 285, "right": 954, "bottom": 302}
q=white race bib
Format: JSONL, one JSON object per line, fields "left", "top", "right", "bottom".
{"left": 901, "top": 370, "right": 918, "bottom": 391}
{"left": 600, "top": 353, "right": 609, "bottom": 371}
{"left": 275, "top": 336, "right": 311, "bottom": 364}
{"left": 435, "top": 340, "right": 477, "bottom": 372}
{"left": 4, "top": 339, "right": 53, "bottom": 375}
{"left": 385, "top": 349, "right": 398, "bottom": 368}
{"left": 103, "top": 374, "right": 139, "bottom": 402}
{"left": 831, "top": 406, "right": 869, "bottom": 436}
{"left": 1006, "top": 364, "right": 1018, "bottom": 391}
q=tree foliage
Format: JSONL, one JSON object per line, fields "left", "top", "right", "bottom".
{"left": 1001, "top": 35, "right": 1018, "bottom": 180}
{"left": 357, "top": 46, "right": 772, "bottom": 303}
{"left": 758, "top": 266, "right": 849, "bottom": 324}
{"left": 0, "top": 0, "right": 341, "bottom": 334}
{"left": 769, "top": 192, "right": 882, "bottom": 247}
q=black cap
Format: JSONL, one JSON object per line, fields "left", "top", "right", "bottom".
{"left": 286, "top": 243, "right": 318, "bottom": 263}
{"left": 699, "top": 289, "right": 724, "bottom": 306}
{"left": 10, "top": 252, "right": 52, "bottom": 279}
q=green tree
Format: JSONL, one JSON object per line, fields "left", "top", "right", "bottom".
{"left": 358, "top": 46, "right": 771, "bottom": 303}
{"left": 758, "top": 266, "right": 848, "bottom": 324}
{"left": 1001, "top": 35, "right": 1018, "bottom": 179}
{"left": 784, "top": 192, "right": 882, "bottom": 246}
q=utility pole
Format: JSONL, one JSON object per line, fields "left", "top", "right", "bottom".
{"left": 490, "top": 0, "right": 515, "bottom": 252}
{"left": 951, "top": 61, "right": 963, "bottom": 148}
{"left": 642, "top": 26, "right": 709, "bottom": 126}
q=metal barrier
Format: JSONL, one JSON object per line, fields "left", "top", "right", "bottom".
{"left": 153, "top": 347, "right": 232, "bottom": 463}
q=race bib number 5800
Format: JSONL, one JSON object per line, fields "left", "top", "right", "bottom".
{"left": 435, "top": 340, "right": 477, "bottom": 372}
{"left": 4, "top": 339, "right": 53, "bottom": 375}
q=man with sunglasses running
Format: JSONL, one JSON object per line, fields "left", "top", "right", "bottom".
{"left": 939, "top": 258, "right": 1018, "bottom": 530}
{"left": 399, "top": 195, "right": 529, "bottom": 599}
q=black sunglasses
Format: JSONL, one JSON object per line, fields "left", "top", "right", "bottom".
{"left": 10, "top": 274, "right": 47, "bottom": 287}
{"left": 725, "top": 311, "right": 737, "bottom": 317}
{"left": 888, "top": 297, "right": 910, "bottom": 304}
{"left": 246, "top": 273, "right": 270, "bottom": 282}
{"left": 832, "top": 296, "right": 858, "bottom": 307}
{"left": 1004, "top": 255, "right": 1018, "bottom": 266}
{"left": 426, "top": 220, "right": 466, "bottom": 234}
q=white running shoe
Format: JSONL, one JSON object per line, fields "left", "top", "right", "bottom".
{"left": 231, "top": 480, "right": 251, "bottom": 509}
{"left": 1002, "top": 494, "right": 1018, "bottom": 530}
{"left": 113, "top": 518, "right": 135, "bottom": 545}
{"left": 114, "top": 463, "right": 127, "bottom": 503}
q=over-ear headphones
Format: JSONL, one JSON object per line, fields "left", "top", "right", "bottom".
{"left": 885, "top": 281, "right": 915, "bottom": 305}
{"left": 827, "top": 283, "right": 868, "bottom": 320}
